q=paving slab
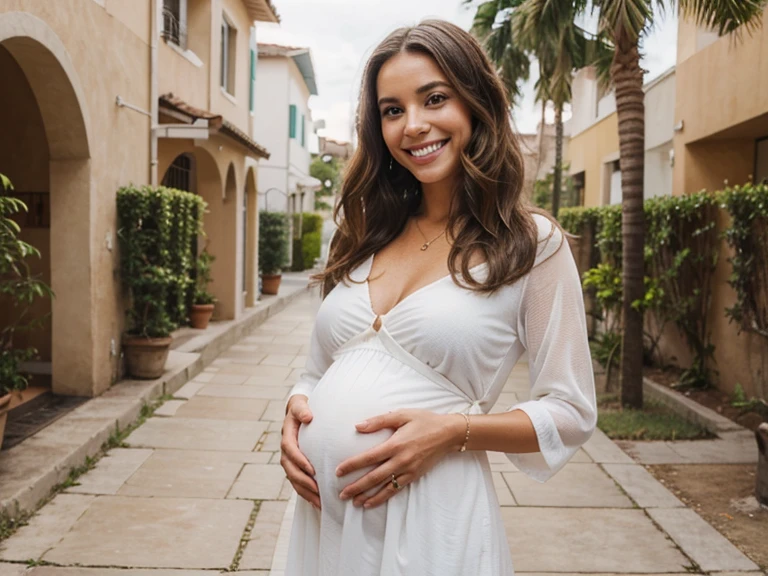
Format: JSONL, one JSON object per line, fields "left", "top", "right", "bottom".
{"left": 239, "top": 501, "right": 289, "bottom": 570}
{"left": 153, "top": 399, "right": 186, "bottom": 417}
{"left": 647, "top": 508, "right": 760, "bottom": 572}
{"left": 197, "top": 383, "right": 287, "bottom": 398}
{"left": 582, "top": 428, "right": 635, "bottom": 464}
{"left": 502, "top": 508, "right": 690, "bottom": 573}
{"left": 602, "top": 464, "right": 684, "bottom": 508}
{"left": 492, "top": 471, "right": 517, "bottom": 506}
{"left": 42, "top": 496, "right": 253, "bottom": 569}
{"left": 260, "top": 354, "right": 298, "bottom": 367}
{"left": 260, "top": 400, "right": 290, "bottom": 422}
{"left": 116, "top": 451, "right": 243, "bottom": 499}
{"left": 124, "top": 417, "right": 267, "bottom": 451}
{"left": 65, "top": 448, "right": 153, "bottom": 495}
{"left": 502, "top": 463, "right": 634, "bottom": 507}
{"left": 227, "top": 464, "right": 287, "bottom": 500}
{"left": 0, "top": 565, "right": 27, "bottom": 576}
{"left": 0, "top": 494, "right": 95, "bottom": 561}
{"left": 172, "top": 396, "right": 269, "bottom": 421}
{"left": 617, "top": 440, "right": 689, "bottom": 465}
{"left": 173, "top": 381, "right": 205, "bottom": 399}
{"left": 204, "top": 372, "right": 252, "bottom": 385}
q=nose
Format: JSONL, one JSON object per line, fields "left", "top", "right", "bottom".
{"left": 403, "top": 107, "right": 429, "bottom": 139}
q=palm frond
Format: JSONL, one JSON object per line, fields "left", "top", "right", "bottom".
{"left": 594, "top": 0, "right": 654, "bottom": 42}
{"left": 678, "top": 0, "right": 768, "bottom": 36}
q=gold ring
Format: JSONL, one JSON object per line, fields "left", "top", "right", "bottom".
{"left": 391, "top": 474, "right": 402, "bottom": 490}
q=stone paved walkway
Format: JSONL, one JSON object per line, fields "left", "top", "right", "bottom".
{"left": 0, "top": 292, "right": 764, "bottom": 575}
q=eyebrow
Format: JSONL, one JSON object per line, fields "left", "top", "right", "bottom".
{"left": 377, "top": 80, "right": 453, "bottom": 107}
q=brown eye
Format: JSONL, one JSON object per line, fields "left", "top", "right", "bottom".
{"left": 382, "top": 106, "right": 403, "bottom": 117}
{"left": 426, "top": 94, "right": 447, "bottom": 106}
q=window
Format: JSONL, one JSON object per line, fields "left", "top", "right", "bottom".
{"left": 249, "top": 27, "right": 257, "bottom": 113}
{"left": 220, "top": 14, "right": 237, "bottom": 95}
{"left": 289, "top": 105, "right": 297, "bottom": 138}
{"left": 301, "top": 114, "right": 305, "bottom": 147}
{"left": 162, "top": 0, "right": 187, "bottom": 49}
{"left": 162, "top": 154, "right": 193, "bottom": 192}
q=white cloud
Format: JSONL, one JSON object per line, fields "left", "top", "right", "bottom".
{"left": 268, "top": 1, "right": 678, "bottom": 139}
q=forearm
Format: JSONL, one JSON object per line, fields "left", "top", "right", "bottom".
{"left": 443, "top": 410, "right": 540, "bottom": 454}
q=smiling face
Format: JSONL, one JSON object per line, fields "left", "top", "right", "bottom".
{"left": 376, "top": 51, "right": 473, "bottom": 189}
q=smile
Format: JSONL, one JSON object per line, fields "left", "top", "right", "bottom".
{"left": 406, "top": 139, "right": 450, "bottom": 158}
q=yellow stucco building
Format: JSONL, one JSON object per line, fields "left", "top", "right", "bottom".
{"left": 565, "top": 11, "right": 768, "bottom": 398}
{"left": 0, "top": 0, "right": 278, "bottom": 398}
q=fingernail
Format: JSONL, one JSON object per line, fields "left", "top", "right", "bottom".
{"left": 338, "top": 491, "right": 347, "bottom": 500}
{"left": 356, "top": 420, "right": 368, "bottom": 429}
{"left": 335, "top": 467, "right": 342, "bottom": 477}
{"left": 363, "top": 501, "right": 372, "bottom": 508}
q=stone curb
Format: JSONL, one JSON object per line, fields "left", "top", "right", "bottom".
{"left": 642, "top": 377, "right": 747, "bottom": 436}
{"left": 0, "top": 281, "right": 310, "bottom": 521}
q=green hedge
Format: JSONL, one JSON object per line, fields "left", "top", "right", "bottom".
{"left": 117, "top": 185, "right": 205, "bottom": 337}
{"left": 290, "top": 212, "right": 324, "bottom": 271}
{"left": 563, "top": 192, "right": 719, "bottom": 388}
{"left": 259, "top": 211, "right": 290, "bottom": 275}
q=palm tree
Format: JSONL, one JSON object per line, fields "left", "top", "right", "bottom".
{"left": 519, "top": 0, "right": 767, "bottom": 408}
{"left": 467, "top": 0, "right": 611, "bottom": 217}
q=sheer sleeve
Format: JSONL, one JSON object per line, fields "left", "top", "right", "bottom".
{"left": 505, "top": 225, "right": 597, "bottom": 482}
{"left": 285, "top": 316, "right": 334, "bottom": 409}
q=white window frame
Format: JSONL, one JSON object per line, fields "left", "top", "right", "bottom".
{"left": 220, "top": 13, "right": 237, "bottom": 96}
{"left": 162, "top": 0, "right": 187, "bottom": 49}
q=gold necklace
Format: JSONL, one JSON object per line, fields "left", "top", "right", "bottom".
{"left": 414, "top": 219, "right": 446, "bottom": 251}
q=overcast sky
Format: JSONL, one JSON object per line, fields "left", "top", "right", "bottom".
{"left": 258, "top": 0, "right": 679, "bottom": 144}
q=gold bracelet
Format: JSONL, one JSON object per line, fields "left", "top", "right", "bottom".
{"left": 459, "top": 413, "right": 471, "bottom": 452}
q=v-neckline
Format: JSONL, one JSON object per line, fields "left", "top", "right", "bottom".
{"left": 364, "top": 253, "right": 488, "bottom": 319}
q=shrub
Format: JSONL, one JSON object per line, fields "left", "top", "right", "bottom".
{"left": 116, "top": 185, "right": 205, "bottom": 338}
{"left": 194, "top": 248, "right": 216, "bottom": 305}
{"left": 259, "top": 211, "right": 290, "bottom": 275}
{"left": 302, "top": 231, "right": 322, "bottom": 270}
{"left": 0, "top": 173, "right": 53, "bottom": 395}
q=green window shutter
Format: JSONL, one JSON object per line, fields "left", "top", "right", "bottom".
{"left": 289, "top": 105, "right": 297, "bottom": 138}
{"left": 301, "top": 114, "right": 305, "bottom": 147}
{"left": 249, "top": 49, "right": 255, "bottom": 113}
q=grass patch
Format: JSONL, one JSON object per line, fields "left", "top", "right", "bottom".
{"left": 597, "top": 394, "right": 713, "bottom": 441}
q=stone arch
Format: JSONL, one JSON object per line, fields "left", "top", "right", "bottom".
{"left": 244, "top": 165, "right": 259, "bottom": 307}
{"left": 0, "top": 12, "right": 93, "bottom": 396}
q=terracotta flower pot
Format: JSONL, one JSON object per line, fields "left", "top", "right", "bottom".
{"left": 0, "top": 393, "right": 12, "bottom": 451}
{"left": 261, "top": 273, "right": 282, "bottom": 295}
{"left": 122, "top": 335, "right": 173, "bottom": 380}
{"left": 189, "top": 303, "right": 215, "bottom": 329}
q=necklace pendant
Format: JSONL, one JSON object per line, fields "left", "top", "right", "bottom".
{"left": 421, "top": 243, "right": 429, "bottom": 251}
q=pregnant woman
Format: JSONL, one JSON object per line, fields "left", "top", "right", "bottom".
{"left": 280, "top": 19, "right": 597, "bottom": 576}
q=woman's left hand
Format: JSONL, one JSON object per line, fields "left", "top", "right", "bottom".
{"left": 335, "top": 409, "right": 463, "bottom": 509}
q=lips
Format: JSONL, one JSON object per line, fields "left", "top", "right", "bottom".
{"left": 406, "top": 139, "right": 450, "bottom": 158}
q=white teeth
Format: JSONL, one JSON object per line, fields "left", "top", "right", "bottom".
{"left": 410, "top": 140, "right": 446, "bottom": 157}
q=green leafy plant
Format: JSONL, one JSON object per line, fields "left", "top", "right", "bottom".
{"left": 193, "top": 248, "right": 216, "bottom": 305}
{"left": 0, "top": 174, "right": 54, "bottom": 395}
{"left": 720, "top": 183, "right": 768, "bottom": 339}
{"left": 116, "top": 185, "right": 205, "bottom": 338}
{"left": 259, "top": 211, "right": 290, "bottom": 275}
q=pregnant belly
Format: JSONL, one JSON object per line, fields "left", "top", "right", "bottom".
{"left": 297, "top": 348, "right": 462, "bottom": 501}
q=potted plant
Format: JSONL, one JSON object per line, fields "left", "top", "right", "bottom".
{"left": 259, "top": 211, "right": 290, "bottom": 295}
{"left": 189, "top": 248, "right": 216, "bottom": 329}
{"left": 118, "top": 185, "right": 194, "bottom": 379}
{"left": 0, "top": 173, "right": 53, "bottom": 448}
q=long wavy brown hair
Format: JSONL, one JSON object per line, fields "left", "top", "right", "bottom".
{"left": 313, "top": 19, "right": 542, "bottom": 298}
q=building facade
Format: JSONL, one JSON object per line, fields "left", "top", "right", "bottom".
{"left": 253, "top": 41, "right": 320, "bottom": 215}
{"left": 0, "top": 0, "right": 277, "bottom": 398}
{"left": 566, "top": 65, "right": 676, "bottom": 207}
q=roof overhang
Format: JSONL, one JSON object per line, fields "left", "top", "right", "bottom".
{"left": 243, "top": 0, "right": 279, "bottom": 23}
{"left": 257, "top": 43, "right": 318, "bottom": 96}
{"left": 158, "top": 93, "right": 270, "bottom": 159}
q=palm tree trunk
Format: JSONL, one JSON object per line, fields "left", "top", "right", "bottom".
{"left": 613, "top": 38, "right": 645, "bottom": 409}
{"left": 552, "top": 104, "right": 563, "bottom": 218}
{"left": 535, "top": 99, "right": 546, "bottom": 180}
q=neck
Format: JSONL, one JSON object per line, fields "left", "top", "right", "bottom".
{"left": 418, "top": 178, "right": 454, "bottom": 224}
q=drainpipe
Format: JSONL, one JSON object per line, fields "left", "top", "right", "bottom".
{"left": 150, "top": 0, "right": 160, "bottom": 185}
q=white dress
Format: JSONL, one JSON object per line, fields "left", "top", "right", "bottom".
{"left": 285, "top": 214, "right": 597, "bottom": 576}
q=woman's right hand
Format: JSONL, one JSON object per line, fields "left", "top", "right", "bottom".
{"left": 280, "top": 394, "right": 321, "bottom": 509}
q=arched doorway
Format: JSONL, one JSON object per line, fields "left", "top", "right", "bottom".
{"left": 0, "top": 14, "right": 92, "bottom": 397}
{"left": 244, "top": 166, "right": 258, "bottom": 307}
